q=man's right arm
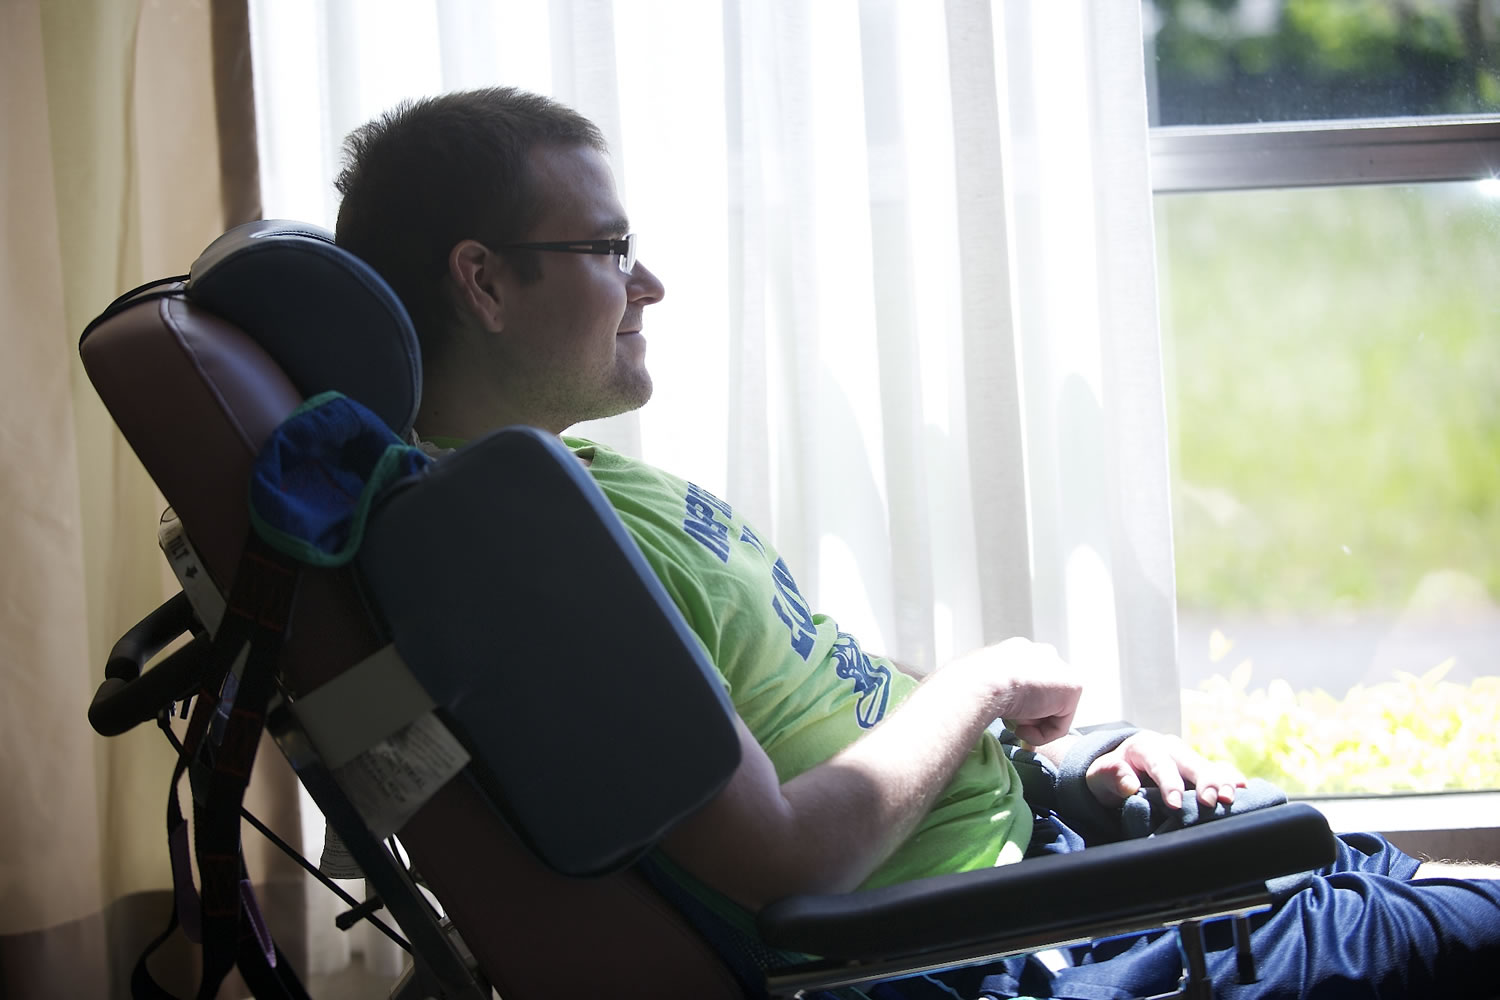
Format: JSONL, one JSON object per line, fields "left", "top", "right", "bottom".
{"left": 659, "top": 638, "right": 1082, "bottom": 911}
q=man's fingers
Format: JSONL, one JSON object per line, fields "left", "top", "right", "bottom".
{"left": 1108, "top": 761, "right": 1141, "bottom": 800}
{"left": 1141, "top": 735, "right": 1233, "bottom": 811}
{"left": 1171, "top": 746, "right": 1246, "bottom": 809}
{"left": 1084, "top": 754, "right": 1142, "bottom": 806}
{"left": 1085, "top": 731, "right": 1251, "bottom": 813}
{"left": 1122, "top": 737, "right": 1186, "bottom": 809}
{"left": 1202, "top": 776, "right": 1234, "bottom": 808}
{"left": 1013, "top": 714, "right": 1072, "bottom": 747}
{"left": 1190, "top": 765, "right": 1248, "bottom": 809}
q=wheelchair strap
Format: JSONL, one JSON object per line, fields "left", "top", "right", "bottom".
{"left": 132, "top": 533, "right": 311, "bottom": 1000}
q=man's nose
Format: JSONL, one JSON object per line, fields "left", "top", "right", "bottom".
{"left": 629, "top": 261, "right": 665, "bottom": 304}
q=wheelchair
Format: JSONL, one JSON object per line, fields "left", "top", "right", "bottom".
{"left": 81, "top": 221, "right": 1336, "bottom": 1000}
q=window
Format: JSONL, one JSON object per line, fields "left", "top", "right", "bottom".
{"left": 1144, "top": 0, "right": 1500, "bottom": 796}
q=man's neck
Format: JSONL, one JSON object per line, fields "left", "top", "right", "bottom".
{"left": 417, "top": 368, "right": 569, "bottom": 441}
{"left": 414, "top": 403, "right": 566, "bottom": 442}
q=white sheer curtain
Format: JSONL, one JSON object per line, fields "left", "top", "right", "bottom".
{"left": 247, "top": 0, "right": 1177, "bottom": 974}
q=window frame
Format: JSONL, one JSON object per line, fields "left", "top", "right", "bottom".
{"left": 1150, "top": 116, "right": 1500, "bottom": 194}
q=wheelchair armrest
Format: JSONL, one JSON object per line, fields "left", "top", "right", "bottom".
{"left": 757, "top": 802, "right": 1335, "bottom": 961}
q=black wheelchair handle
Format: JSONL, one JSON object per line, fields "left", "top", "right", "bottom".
{"left": 90, "top": 632, "right": 215, "bottom": 737}
{"left": 103, "top": 591, "right": 199, "bottom": 681}
{"left": 90, "top": 592, "right": 215, "bottom": 737}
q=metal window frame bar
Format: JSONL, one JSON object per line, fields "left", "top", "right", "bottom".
{"left": 1150, "top": 116, "right": 1500, "bottom": 193}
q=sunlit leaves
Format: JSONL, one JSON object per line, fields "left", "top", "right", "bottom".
{"left": 1183, "top": 657, "right": 1500, "bottom": 794}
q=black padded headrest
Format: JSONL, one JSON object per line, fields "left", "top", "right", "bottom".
{"left": 186, "top": 220, "right": 422, "bottom": 437}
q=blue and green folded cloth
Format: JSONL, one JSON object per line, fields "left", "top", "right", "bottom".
{"left": 249, "top": 391, "right": 433, "bottom": 567}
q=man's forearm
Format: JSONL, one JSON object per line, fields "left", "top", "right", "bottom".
{"left": 662, "top": 664, "right": 1005, "bottom": 909}
{"left": 662, "top": 639, "right": 1081, "bottom": 910}
{"left": 773, "top": 664, "right": 1012, "bottom": 893}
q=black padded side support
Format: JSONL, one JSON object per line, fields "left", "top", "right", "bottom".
{"left": 357, "top": 427, "right": 741, "bottom": 877}
{"left": 757, "top": 802, "right": 1336, "bottom": 960}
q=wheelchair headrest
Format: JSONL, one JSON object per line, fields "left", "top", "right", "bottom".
{"left": 186, "top": 220, "right": 423, "bottom": 437}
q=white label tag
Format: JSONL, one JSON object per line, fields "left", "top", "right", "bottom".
{"left": 318, "top": 822, "right": 365, "bottom": 879}
{"left": 332, "top": 712, "right": 470, "bottom": 839}
{"left": 291, "top": 643, "right": 436, "bottom": 770}
{"left": 158, "top": 508, "right": 226, "bottom": 634}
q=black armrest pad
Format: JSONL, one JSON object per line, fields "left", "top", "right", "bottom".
{"left": 757, "top": 802, "right": 1335, "bottom": 960}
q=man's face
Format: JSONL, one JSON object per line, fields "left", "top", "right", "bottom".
{"left": 491, "top": 144, "right": 666, "bottom": 432}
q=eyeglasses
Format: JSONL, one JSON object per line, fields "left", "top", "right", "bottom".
{"left": 493, "top": 233, "right": 638, "bottom": 273}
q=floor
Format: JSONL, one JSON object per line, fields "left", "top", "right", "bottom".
{"left": 305, "top": 956, "right": 407, "bottom": 1000}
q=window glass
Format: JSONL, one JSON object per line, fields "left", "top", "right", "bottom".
{"left": 1144, "top": 0, "right": 1500, "bottom": 126}
{"left": 1157, "top": 181, "right": 1500, "bottom": 794}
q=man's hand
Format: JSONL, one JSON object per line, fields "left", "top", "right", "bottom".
{"left": 945, "top": 637, "right": 1083, "bottom": 746}
{"left": 1085, "top": 731, "right": 1246, "bottom": 811}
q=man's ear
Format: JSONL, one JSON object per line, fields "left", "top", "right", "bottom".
{"left": 448, "top": 239, "right": 505, "bottom": 332}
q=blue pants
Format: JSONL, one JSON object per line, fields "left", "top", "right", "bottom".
{"left": 870, "top": 814, "right": 1500, "bottom": 999}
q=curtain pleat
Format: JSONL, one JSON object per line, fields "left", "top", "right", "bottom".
{"left": 733, "top": 0, "right": 825, "bottom": 598}
{"left": 721, "top": 0, "right": 776, "bottom": 536}
{"left": 859, "top": 0, "right": 939, "bottom": 667}
{"left": 1083, "top": 2, "right": 1183, "bottom": 734}
{"left": 212, "top": 0, "right": 264, "bottom": 230}
{"left": 548, "top": 0, "right": 643, "bottom": 457}
{"left": 944, "top": 0, "right": 1035, "bottom": 650}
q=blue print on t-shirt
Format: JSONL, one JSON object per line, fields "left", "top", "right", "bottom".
{"left": 739, "top": 523, "right": 766, "bottom": 555}
{"left": 831, "top": 632, "right": 892, "bottom": 729}
{"left": 682, "top": 482, "right": 733, "bottom": 563}
{"left": 769, "top": 557, "right": 817, "bottom": 661}
{"left": 738, "top": 524, "right": 817, "bottom": 660}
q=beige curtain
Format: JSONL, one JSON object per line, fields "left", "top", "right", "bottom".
{"left": 0, "top": 2, "right": 307, "bottom": 997}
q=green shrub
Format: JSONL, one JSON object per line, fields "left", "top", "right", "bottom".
{"left": 1182, "top": 657, "right": 1500, "bottom": 795}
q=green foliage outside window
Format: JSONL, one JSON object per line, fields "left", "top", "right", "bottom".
{"left": 1184, "top": 654, "right": 1500, "bottom": 795}
{"left": 1145, "top": 0, "right": 1500, "bottom": 125}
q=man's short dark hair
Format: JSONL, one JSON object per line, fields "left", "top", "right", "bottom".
{"left": 334, "top": 87, "right": 607, "bottom": 360}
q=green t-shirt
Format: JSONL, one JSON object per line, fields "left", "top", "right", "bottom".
{"left": 568, "top": 437, "right": 1032, "bottom": 889}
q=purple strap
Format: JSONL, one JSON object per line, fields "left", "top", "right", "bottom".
{"left": 240, "top": 879, "right": 277, "bottom": 968}
{"left": 169, "top": 820, "right": 203, "bottom": 943}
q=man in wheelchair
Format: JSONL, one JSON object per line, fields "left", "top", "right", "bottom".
{"left": 327, "top": 87, "right": 1498, "bottom": 998}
